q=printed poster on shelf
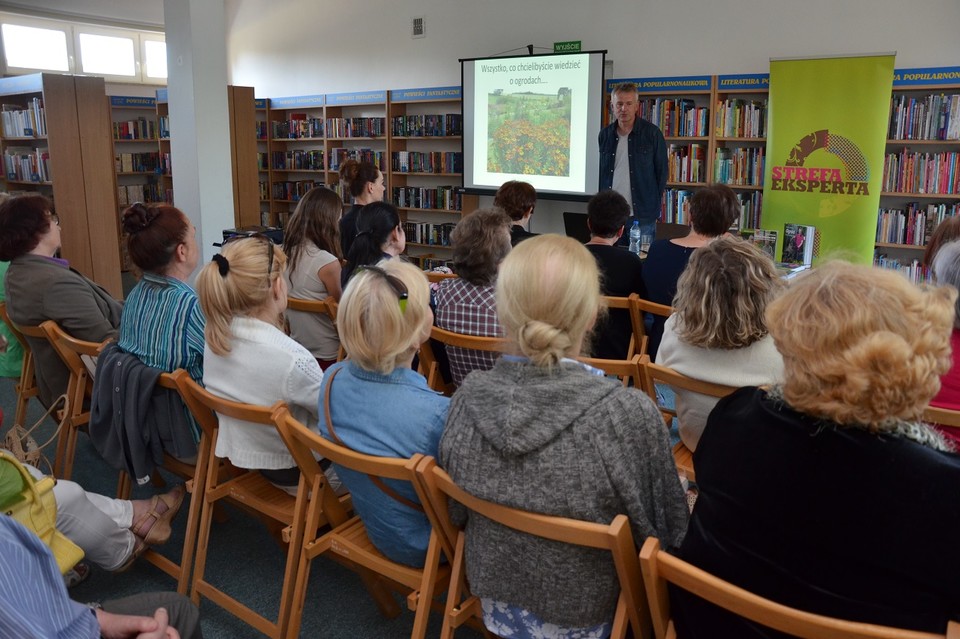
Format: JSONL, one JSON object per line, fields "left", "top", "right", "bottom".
{"left": 763, "top": 55, "right": 895, "bottom": 264}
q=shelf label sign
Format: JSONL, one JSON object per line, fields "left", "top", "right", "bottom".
{"left": 717, "top": 74, "right": 769, "bottom": 90}
{"left": 390, "top": 86, "right": 461, "bottom": 102}
{"left": 110, "top": 96, "right": 157, "bottom": 108}
{"left": 327, "top": 90, "right": 387, "bottom": 106}
{"left": 764, "top": 55, "right": 895, "bottom": 264}
{"left": 608, "top": 76, "right": 713, "bottom": 93}
{"left": 553, "top": 41, "right": 581, "bottom": 53}
{"left": 893, "top": 66, "right": 960, "bottom": 87}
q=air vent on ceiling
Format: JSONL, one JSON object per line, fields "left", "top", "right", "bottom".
{"left": 412, "top": 16, "right": 425, "bottom": 39}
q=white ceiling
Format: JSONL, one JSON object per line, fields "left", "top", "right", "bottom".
{"left": 0, "top": 0, "right": 163, "bottom": 28}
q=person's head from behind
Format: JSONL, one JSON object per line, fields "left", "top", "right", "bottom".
{"left": 689, "top": 184, "right": 739, "bottom": 237}
{"left": 338, "top": 259, "right": 432, "bottom": 374}
{"left": 122, "top": 202, "right": 197, "bottom": 279}
{"left": 923, "top": 216, "right": 960, "bottom": 267}
{"left": 451, "top": 208, "right": 512, "bottom": 286}
{"left": 587, "top": 190, "right": 631, "bottom": 240}
{"left": 339, "top": 159, "right": 384, "bottom": 204}
{"left": 494, "top": 180, "right": 536, "bottom": 223}
{"left": 610, "top": 82, "right": 639, "bottom": 130}
{"left": 283, "top": 186, "right": 343, "bottom": 273}
{"left": 673, "top": 236, "right": 784, "bottom": 349}
{"left": 931, "top": 239, "right": 960, "bottom": 329}
{"left": 766, "top": 261, "right": 955, "bottom": 429}
{"left": 497, "top": 234, "right": 600, "bottom": 368}
{"left": 196, "top": 236, "right": 288, "bottom": 356}
{"left": 0, "top": 193, "right": 59, "bottom": 261}
{"left": 343, "top": 202, "right": 404, "bottom": 281}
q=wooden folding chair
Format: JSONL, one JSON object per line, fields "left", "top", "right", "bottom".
{"left": 600, "top": 294, "right": 644, "bottom": 360}
{"left": 172, "top": 374, "right": 305, "bottom": 639}
{"left": 414, "top": 456, "right": 651, "bottom": 639}
{"left": 39, "top": 320, "right": 109, "bottom": 480}
{"left": 272, "top": 405, "right": 450, "bottom": 639}
{"left": 641, "top": 361, "right": 737, "bottom": 483}
{"left": 286, "top": 296, "right": 345, "bottom": 361}
{"left": 577, "top": 353, "right": 647, "bottom": 389}
{"left": 423, "top": 326, "right": 510, "bottom": 396}
{"left": 0, "top": 301, "right": 39, "bottom": 428}
{"left": 639, "top": 537, "right": 960, "bottom": 639}
{"left": 628, "top": 296, "right": 674, "bottom": 357}
{"left": 923, "top": 405, "right": 960, "bottom": 428}
{"left": 425, "top": 271, "right": 458, "bottom": 284}
{"left": 417, "top": 339, "right": 452, "bottom": 396}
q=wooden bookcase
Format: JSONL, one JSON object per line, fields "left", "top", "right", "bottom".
{"left": 264, "top": 93, "right": 327, "bottom": 227}
{"left": 387, "top": 86, "right": 464, "bottom": 267}
{"left": 0, "top": 73, "right": 122, "bottom": 297}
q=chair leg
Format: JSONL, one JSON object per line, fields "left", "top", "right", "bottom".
{"left": 410, "top": 532, "right": 443, "bottom": 639}
{"left": 116, "top": 472, "right": 132, "bottom": 500}
{"left": 441, "top": 532, "right": 469, "bottom": 639}
{"left": 189, "top": 488, "right": 217, "bottom": 606}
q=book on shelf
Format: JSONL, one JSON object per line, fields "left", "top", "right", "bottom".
{"left": 404, "top": 221, "right": 457, "bottom": 246}
{"left": 882, "top": 149, "right": 960, "bottom": 195}
{"left": 390, "top": 114, "right": 462, "bottom": 137}
{"left": 888, "top": 93, "right": 960, "bottom": 141}
{"left": 781, "top": 223, "right": 816, "bottom": 266}
{"left": 1, "top": 99, "right": 45, "bottom": 137}
{"left": 4, "top": 147, "right": 51, "bottom": 182}
{"left": 392, "top": 185, "right": 461, "bottom": 211}
{"left": 876, "top": 202, "right": 960, "bottom": 246}
{"left": 751, "top": 229, "right": 778, "bottom": 261}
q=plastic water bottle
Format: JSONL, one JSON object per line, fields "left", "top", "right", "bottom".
{"left": 628, "top": 220, "right": 642, "bottom": 255}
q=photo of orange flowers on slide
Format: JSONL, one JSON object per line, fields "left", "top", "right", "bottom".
{"left": 487, "top": 89, "right": 571, "bottom": 176}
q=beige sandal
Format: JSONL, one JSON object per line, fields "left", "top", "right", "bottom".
{"left": 130, "top": 484, "right": 185, "bottom": 546}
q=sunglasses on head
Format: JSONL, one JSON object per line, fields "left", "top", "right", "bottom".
{"left": 358, "top": 265, "right": 408, "bottom": 313}
{"left": 216, "top": 232, "right": 277, "bottom": 278}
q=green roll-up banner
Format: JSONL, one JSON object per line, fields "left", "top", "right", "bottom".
{"left": 763, "top": 55, "right": 895, "bottom": 264}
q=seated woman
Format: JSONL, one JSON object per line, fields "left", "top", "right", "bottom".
{"left": 0, "top": 194, "right": 122, "bottom": 405}
{"left": 676, "top": 261, "right": 960, "bottom": 637}
{"left": 434, "top": 208, "right": 512, "bottom": 386}
{"left": 928, "top": 238, "right": 960, "bottom": 446}
{"left": 658, "top": 237, "right": 785, "bottom": 451}
{"left": 338, "top": 159, "right": 386, "bottom": 257}
{"left": 319, "top": 259, "right": 447, "bottom": 567}
{"left": 283, "top": 187, "right": 344, "bottom": 371}
{"left": 340, "top": 202, "right": 405, "bottom": 285}
{"left": 440, "top": 235, "right": 688, "bottom": 638}
{"left": 117, "top": 202, "right": 204, "bottom": 383}
{"left": 494, "top": 180, "right": 538, "bottom": 246}
{"left": 642, "top": 183, "right": 738, "bottom": 360}
{"left": 196, "top": 237, "right": 322, "bottom": 494}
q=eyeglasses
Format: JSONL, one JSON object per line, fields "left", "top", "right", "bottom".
{"left": 359, "top": 265, "right": 408, "bottom": 313}
{"left": 220, "top": 232, "right": 276, "bottom": 279}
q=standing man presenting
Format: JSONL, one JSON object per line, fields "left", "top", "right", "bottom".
{"left": 598, "top": 82, "right": 667, "bottom": 246}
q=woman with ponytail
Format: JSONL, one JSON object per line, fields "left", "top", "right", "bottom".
{"left": 340, "top": 201, "right": 405, "bottom": 285}
{"left": 118, "top": 202, "right": 204, "bottom": 382}
{"left": 339, "top": 159, "right": 386, "bottom": 257}
{"left": 439, "top": 234, "right": 688, "bottom": 638}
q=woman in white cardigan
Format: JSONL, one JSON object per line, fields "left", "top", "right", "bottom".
{"left": 658, "top": 236, "right": 785, "bottom": 451}
{"left": 196, "top": 236, "right": 322, "bottom": 493}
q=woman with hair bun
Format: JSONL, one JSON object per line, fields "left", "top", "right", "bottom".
{"left": 340, "top": 201, "right": 405, "bottom": 285}
{"left": 675, "top": 261, "right": 960, "bottom": 637}
{"left": 319, "top": 258, "right": 447, "bottom": 567}
{"left": 339, "top": 159, "right": 386, "bottom": 257}
{"left": 118, "top": 202, "right": 204, "bottom": 383}
{"left": 283, "top": 187, "right": 343, "bottom": 370}
{"left": 196, "top": 237, "right": 328, "bottom": 494}
{"left": 440, "top": 234, "right": 688, "bottom": 638}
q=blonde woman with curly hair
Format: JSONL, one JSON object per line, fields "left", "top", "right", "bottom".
{"left": 196, "top": 236, "right": 323, "bottom": 493}
{"left": 440, "top": 234, "right": 688, "bottom": 638}
{"left": 658, "top": 236, "right": 785, "bottom": 451}
{"left": 674, "top": 261, "right": 960, "bottom": 638}
{"left": 318, "top": 259, "right": 447, "bottom": 567}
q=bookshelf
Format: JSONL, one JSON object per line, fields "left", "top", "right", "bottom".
{"left": 227, "top": 85, "right": 260, "bottom": 227}
{"left": 155, "top": 88, "right": 173, "bottom": 205}
{"left": 255, "top": 98, "right": 270, "bottom": 223}
{"left": 0, "top": 73, "right": 122, "bottom": 298}
{"left": 388, "top": 86, "right": 464, "bottom": 264}
{"left": 265, "top": 93, "right": 326, "bottom": 227}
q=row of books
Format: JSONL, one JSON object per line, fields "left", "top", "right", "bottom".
{"left": 737, "top": 191, "right": 763, "bottom": 231}
{"left": 390, "top": 114, "right": 462, "bottom": 137}
{"left": 392, "top": 151, "right": 463, "bottom": 174}
{"left": 666, "top": 144, "right": 705, "bottom": 183}
{"left": 639, "top": 98, "right": 709, "bottom": 137}
{"left": 873, "top": 253, "right": 927, "bottom": 285}
{"left": 272, "top": 180, "right": 324, "bottom": 202}
{"left": 113, "top": 117, "right": 158, "bottom": 141}
{"left": 392, "top": 186, "right": 461, "bottom": 211}
{"left": 5, "top": 148, "right": 51, "bottom": 182}
{"left": 270, "top": 117, "right": 324, "bottom": 140}
{"left": 714, "top": 98, "right": 767, "bottom": 138}
{"left": 888, "top": 93, "right": 960, "bottom": 141}
{"left": 115, "top": 152, "right": 161, "bottom": 173}
{"left": 875, "top": 202, "right": 960, "bottom": 245}
{"left": 409, "top": 256, "right": 453, "bottom": 270}
{"left": 329, "top": 148, "right": 385, "bottom": 172}
{"left": 881, "top": 149, "right": 960, "bottom": 194}
{"left": 1, "top": 99, "right": 45, "bottom": 137}
{"left": 272, "top": 149, "right": 324, "bottom": 171}
{"left": 713, "top": 147, "right": 764, "bottom": 186}
{"left": 403, "top": 221, "right": 457, "bottom": 246}
{"left": 326, "top": 117, "right": 386, "bottom": 138}
{"left": 158, "top": 116, "right": 170, "bottom": 140}
{"left": 661, "top": 188, "right": 692, "bottom": 224}
{"left": 117, "top": 183, "right": 165, "bottom": 206}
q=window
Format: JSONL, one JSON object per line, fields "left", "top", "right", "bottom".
{"left": 0, "top": 12, "right": 166, "bottom": 84}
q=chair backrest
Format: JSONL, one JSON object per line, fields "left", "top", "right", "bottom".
{"left": 414, "top": 456, "right": 651, "bottom": 638}
{"left": 628, "top": 297, "right": 673, "bottom": 356}
{"left": 425, "top": 271, "right": 458, "bottom": 284}
{"left": 639, "top": 537, "right": 960, "bottom": 639}
{"left": 172, "top": 371, "right": 283, "bottom": 444}
{"left": 417, "top": 339, "right": 452, "bottom": 396}
{"left": 40, "top": 320, "right": 104, "bottom": 382}
{"left": 601, "top": 294, "right": 643, "bottom": 360}
{"left": 0, "top": 301, "right": 29, "bottom": 352}
{"left": 923, "top": 405, "right": 960, "bottom": 428}
{"left": 286, "top": 296, "right": 338, "bottom": 324}
{"left": 642, "top": 360, "right": 737, "bottom": 421}
{"left": 576, "top": 353, "right": 648, "bottom": 390}
{"left": 429, "top": 325, "right": 510, "bottom": 353}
